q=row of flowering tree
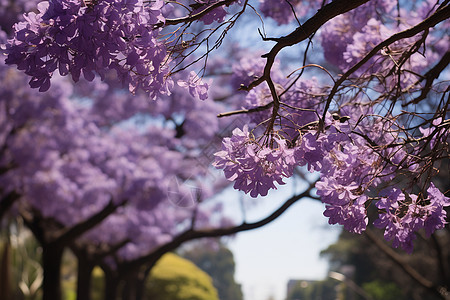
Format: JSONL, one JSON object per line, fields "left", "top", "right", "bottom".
{"left": 1, "top": 0, "right": 449, "bottom": 299}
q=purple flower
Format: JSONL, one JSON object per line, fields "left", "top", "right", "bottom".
{"left": 231, "top": 56, "right": 265, "bottom": 89}
{"left": 213, "top": 126, "right": 297, "bottom": 197}
{"left": 294, "top": 133, "right": 323, "bottom": 172}
{"left": 177, "top": 71, "right": 210, "bottom": 101}
{"left": 419, "top": 118, "right": 449, "bottom": 149}
{"left": 373, "top": 184, "right": 450, "bottom": 253}
{"left": 323, "top": 195, "right": 368, "bottom": 234}
{"left": 259, "top": 0, "right": 300, "bottom": 25}
{"left": 192, "top": 0, "right": 227, "bottom": 25}
{"left": 316, "top": 178, "right": 360, "bottom": 205}
{"left": 423, "top": 183, "right": 450, "bottom": 236}
{"left": 5, "top": 0, "right": 171, "bottom": 98}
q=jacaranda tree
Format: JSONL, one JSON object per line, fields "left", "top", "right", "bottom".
{"left": 1, "top": 0, "right": 449, "bottom": 299}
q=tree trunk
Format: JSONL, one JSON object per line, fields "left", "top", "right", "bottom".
{"left": 122, "top": 272, "right": 138, "bottom": 300}
{"left": 42, "top": 244, "right": 64, "bottom": 300}
{"left": 136, "top": 262, "right": 157, "bottom": 300}
{"left": 76, "top": 254, "right": 94, "bottom": 300}
{"left": 103, "top": 269, "right": 120, "bottom": 300}
{"left": 0, "top": 242, "right": 11, "bottom": 300}
{"left": 135, "top": 273, "right": 147, "bottom": 300}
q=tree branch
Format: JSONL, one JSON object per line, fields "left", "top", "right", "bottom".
{"left": 71, "top": 238, "right": 131, "bottom": 263}
{"left": 217, "top": 102, "right": 274, "bottom": 118}
{"left": 237, "top": 0, "right": 370, "bottom": 136}
{"left": 241, "top": 0, "right": 370, "bottom": 92}
{"left": 56, "top": 199, "right": 127, "bottom": 246}
{"left": 405, "top": 50, "right": 450, "bottom": 106}
{"left": 123, "top": 183, "right": 316, "bottom": 271}
{"left": 0, "top": 191, "right": 20, "bottom": 221}
{"left": 321, "top": 4, "right": 450, "bottom": 128}
{"left": 365, "top": 228, "right": 448, "bottom": 299}
{"left": 162, "top": 0, "right": 239, "bottom": 26}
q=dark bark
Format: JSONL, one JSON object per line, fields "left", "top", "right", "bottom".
{"left": 42, "top": 243, "right": 64, "bottom": 300}
{"left": 76, "top": 254, "right": 95, "bottom": 300}
{"left": 21, "top": 199, "right": 126, "bottom": 300}
{"left": 134, "top": 275, "right": 146, "bottom": 300}
{"left": 103, "top": 268, "right": 120, "bottom": 300}
{"left": 58, "top": 199, "right": 127, "bottom": 246}
{"left": 126, "top": 187, "right": 313, "bottom": 271}
{"left": 122, "top": 272, "right": 138, "bottom": 300}
{"left": 0, "top": 191, "right": 20, "bottom": 221}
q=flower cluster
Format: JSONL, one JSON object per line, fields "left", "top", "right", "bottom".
{"left": 213, "top": 126, "right": 293, "bottom": 197}
{"left": 216, "top": 98, "right": 448, "bottom": 251}
{"left": 213, "top": 126, "right": 323, "bottom": 197}
{"left": 314, "top": 118, "right": 369, "bottom": 233}
{"left": 5, "top": 0, "right": 170, "bottom": 97}
{"left": 1, "top": 49, "right": 234, "bottom": 260}
{"left": 373, "top": 184, "right": 450, "bottom": 253}
{"left": 320, "top": 0, "right": 394, "bottom": 68}
{"left": 231, "top": 56, "right": 266, "bottom": 89}
{"left": 314, "top": 112, "right": 425, "bottom": 235}
{"left": 320, "top": 0, "right": 443, "bottom": 92}
{"left": 177, "top": 71, "right": 210, "bottom": 101}
{"left": 419, "top": 117, "right": 449, "bottom": 150}
{"left": 342, "top": 18, "right": 433, "bottom": 90}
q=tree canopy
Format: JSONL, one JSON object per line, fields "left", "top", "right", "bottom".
{"left": 182, "top": 241, "right": 243, "bottom": 300}
{"left": 0, "top": 0, "right": 449, "bottom": 299}
{"left": 145, "top": 253, "right": 219, "bottom": 300}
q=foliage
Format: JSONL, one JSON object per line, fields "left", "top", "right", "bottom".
{"left": 181, "top": 241, "right": 243, "bottom": 300}
{"left": 362, "top": 280, "right": 404, "bottom": 300}
{"left": 321, "top": 225, "right": 449, "bottom": 299}
{"left": 1, "top": 222, "right": 43, "bottom": 300}
{"left": 145, "top": 253, "right": 219, "bottom": 300}
{"left": 90, "top": 267, "right": 105, "bottom": 300}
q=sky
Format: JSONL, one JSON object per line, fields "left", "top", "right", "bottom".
{"left": 221, "top": 179, "right": 342, "bottom": 300}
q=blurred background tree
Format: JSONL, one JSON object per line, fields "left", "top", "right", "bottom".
{"left": 321, "top": 221, "right": 449, "bottom": 300}
{"left": 181, "top": 240, "right": 243, "bottom": 300}
{"left": 145, "top": 253, "right": 219, "bottom": 300}
{"left": 0, "top": 219, "right": 43, "bottom": 300}
{"left": 58, "top": 251, "right": 219, "bottom": 300}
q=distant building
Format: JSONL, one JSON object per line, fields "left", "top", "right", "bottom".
{"left": 287, "top": 279, "right": 318, "bottom": 297}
